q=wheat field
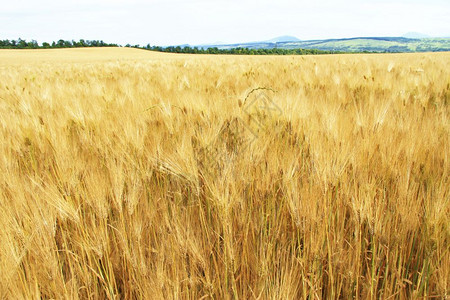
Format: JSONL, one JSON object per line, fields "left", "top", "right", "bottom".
{"left": 0, "top": 48, "right": 448, "bottom": 299}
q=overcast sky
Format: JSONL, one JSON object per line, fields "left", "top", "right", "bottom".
{"left": 1, "top": 0, "right": 449, "bottom": 46}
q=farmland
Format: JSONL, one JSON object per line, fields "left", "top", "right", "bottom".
{"left": 0, "top": 48, "right": 448, "bottom": 299}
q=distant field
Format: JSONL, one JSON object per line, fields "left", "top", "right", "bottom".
{"left": 212, "top": 37, "right": 450, "bottom": 53}
{"left": 0, "top": 48, "right": 448, "bottom": 299}
{"left": 0, "top": 47, "right": 176, "bottom": 65}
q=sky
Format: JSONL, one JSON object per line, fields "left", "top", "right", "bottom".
{"left": 1, "top": 0, "right": 449, "bottom": 46}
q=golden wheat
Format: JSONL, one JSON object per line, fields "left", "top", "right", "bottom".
{"left": 0, "top": 48, "right": 448, "bottom": 299}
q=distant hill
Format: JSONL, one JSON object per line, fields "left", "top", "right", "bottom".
{"left": 197, "top": 36, "right": 450, "bottom": 53}
{"left": 402, "top": 32, "right": 431, "bottom": 39}
{"left": 264, "top": 36, "right": 301, "bottom": 43}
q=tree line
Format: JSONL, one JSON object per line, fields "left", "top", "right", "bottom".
{"left": 140, "top": 44, "right": 338, "bottom": 55}
{"left": 0, "top": 38, "right": 340, "bottom": 55}
{"left": 0, "top": 39, "right": 118, "bottom": 49}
